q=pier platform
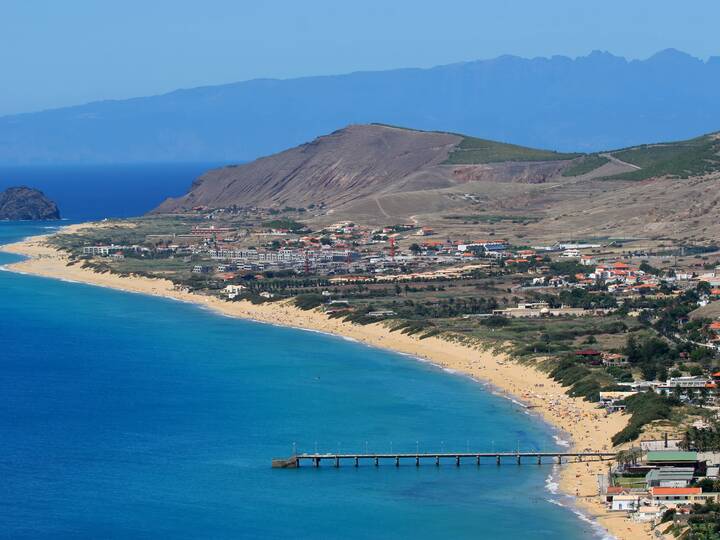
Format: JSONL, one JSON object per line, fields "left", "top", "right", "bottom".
{"left": 272, "top": 451, "right": 616, "bottom": 468}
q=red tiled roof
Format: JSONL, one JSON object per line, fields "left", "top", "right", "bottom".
{"left": 576, "top": 349, "right": 602, "bottom": 356}
{"left": 652, "top": 487, "right": 701, "bottom": 496}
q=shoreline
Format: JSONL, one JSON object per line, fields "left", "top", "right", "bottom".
{"left": 1, "top": 224, "right": 652, "bottom": 540}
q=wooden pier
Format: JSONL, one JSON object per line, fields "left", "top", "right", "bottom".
{"left": 272, "top": 451, "right": 616, "bottom": 468}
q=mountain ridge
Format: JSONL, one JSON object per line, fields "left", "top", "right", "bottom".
{"left": 1, "top": 50, "right": 720, "bottom": 164}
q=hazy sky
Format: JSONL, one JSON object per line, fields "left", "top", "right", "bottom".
{"left": 1, "top": 0, "right": 718, "bottom": 116}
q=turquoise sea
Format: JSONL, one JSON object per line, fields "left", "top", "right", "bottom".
{"left": 0, "top": 167, "right": 608, "bottom": 539}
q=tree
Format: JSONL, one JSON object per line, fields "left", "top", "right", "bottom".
{"left": 690, "top": 365, "right": 704, "bottom": 376}
{"left": 697, "top": 281, "right": 713, "bottom": 296}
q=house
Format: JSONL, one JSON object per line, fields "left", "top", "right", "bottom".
{"left": 192, "top": 265, "right": 212, "bottom": 274}
{"left": 604, "top": 486, "right": 631, "bottom": 502}
{"left": 611, "top": 494, "right": 640, "bottom": 511}
{"left": 650, "top": 487, "right": 701, "bottom": 506}
{"left": 645, "top": 467, "right": 695, "bottom": 488}
{"left": 561, "top": 249, "right": 581, "bottom": 258}
{"left": 223, "top": 284, "right": 246, "bottom": 299}
{"left": 654, "top": 376, "right": 714, "bottom": 397}
{"left": 602, "top": 353, "right": 628, "bottom": 367}
{"left": 575, "top": 348, "right": 603, "bottom": 365}
{"left": 599, "top": 391, "right": 637, "bottom": 412}
{"left": 367, "top": 310, "right": 397, "bottom": 318}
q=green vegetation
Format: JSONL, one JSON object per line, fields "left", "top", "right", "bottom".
{"left": 681, "top": 425, "right": 720, "bottom": 452}
{"left": 444, "top": 136, "right": 580, "bottom": 165}
{"left": 613, "top": 476, "right": 647, "bottom": 488}
{"left": 262, "top": 218, "right": 308, "bottom": 232}
{"left": 561, "top": 154, "right": 610, "bottom": 177}
{"left": 550, "top": 358, "right": 612, "bottom": 402}
{"left": 611, "top": 392, "right": 676, "bottom": 445}
{"left": 665, "top": 500, "right": 720, "bottom": 539}
{"left": 605, "top": 133, "right": 720, "bottom": 181}
{"left": 293, "top": 294, "right": 325, "bottom": 310}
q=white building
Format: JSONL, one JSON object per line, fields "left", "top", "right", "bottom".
{"left": 611, "top": 495, "right": 640, "bottom": 512}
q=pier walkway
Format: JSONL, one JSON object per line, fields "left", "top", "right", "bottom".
{"left": 272, "top": 451, "right": 616, "bottom": 468}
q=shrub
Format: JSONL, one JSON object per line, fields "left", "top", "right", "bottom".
{"left": 612, "top": 392, "right": 674, "bottom": 445}
{"left": 294, "top": 294, "right": 325, "bottom": 310}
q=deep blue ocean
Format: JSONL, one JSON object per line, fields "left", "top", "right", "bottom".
{"left": 0, "top": 165, "right": 606, "bottom": 539}
{"left": 0, "top": 163, "right": 222, "bottom": 220}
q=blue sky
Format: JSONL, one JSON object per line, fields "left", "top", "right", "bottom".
{"left": 1, "top": 0, "right": 718, "bottom": 116}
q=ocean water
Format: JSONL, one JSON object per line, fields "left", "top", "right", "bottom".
{"left": 0, "top": 168, "right": 606, "bottom": 539}
{"left": 0, "top": 163, "right": 223, "bottom": 220}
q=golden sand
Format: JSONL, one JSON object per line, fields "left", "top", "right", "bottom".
{"left": 1, "top": 224, "right": 652, "bottom": 539}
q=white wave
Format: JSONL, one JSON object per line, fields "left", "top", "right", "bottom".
{"left": 545, "top": 476, "right": 559, "bottom": 495}
{"left": 545, "top": 496, "right": 615, "bottom": 539}
{"left": 553, "top": 434, "right": 571, "bottom": 447}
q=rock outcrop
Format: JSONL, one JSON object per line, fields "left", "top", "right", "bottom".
{"left": 0, "top": 186, "right": 60, "bottom": 220}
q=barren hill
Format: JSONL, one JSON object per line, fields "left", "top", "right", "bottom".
{"left": 153, "top": 125, "right": 720, "bottom": 244}
{"left": 153, "top": 124, "right": 577, "bottom": 215}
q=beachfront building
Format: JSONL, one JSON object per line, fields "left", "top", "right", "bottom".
{"left": 223, "top": 284, "right": 246, "bottom": 299}
{"left": 82, "top": 244, "right": 131, "bottom": 256}
{"left": 648, "top": 487, "right": 720, "bottom": 507}
{"left": 610, "top": 495, "right": 640, "bottom": 512}
{"left": 654, "top": 376, "right": 715, "bottom": 398}
{"left": 645, "top": 467, "right": 694, "bottom": 488}
{"left": 646, "top": 452, "right": 702, "bottom": 476}
{"left": 599, "top": 391, "right": 637, "bottom": 412}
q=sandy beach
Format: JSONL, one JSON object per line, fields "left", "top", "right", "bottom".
{"left": 1, "top": 224, "right": 652, "bottom": 540}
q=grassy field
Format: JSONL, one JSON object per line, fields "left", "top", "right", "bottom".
{"left": 443, "top": 136, "right": 580, "bottom": 165}
{"left": 429, "top": 314, "right": 643, "bottom": 358}
{"left": 614, "top": 476, "right": 647, "bottom": 488}
{"left": 50, "top": 216, "right": 200, "bottom": 250}
{"left": 561, "top": 154, "right": 610, "bottom": 177}
{"left": 605, "top": 133, "right": 720, "bottom": 181}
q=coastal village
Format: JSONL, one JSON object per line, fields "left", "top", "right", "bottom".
{"left": 4, "top": 4, "right": 720, "bottom": 540}
{"left": 28, "top": 206, "right": 720, "bottom": 538}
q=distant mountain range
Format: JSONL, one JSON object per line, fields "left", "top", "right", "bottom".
{"left": 1, "top": 49, "right": 719, "bottom": 165}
